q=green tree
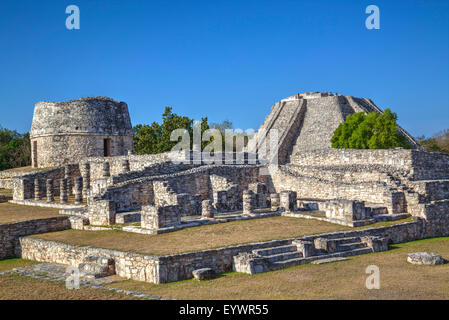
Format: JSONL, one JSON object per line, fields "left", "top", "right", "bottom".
{"left": 417, "top": 129, "right": 449, "bottom": 153}
{"left": 0, "top": 126, "right": 31, "bottom": 171}
{"left": 331, "top": 109, "right": 410, "bottom": 149}
{"left": 133, "top": 107, "right": 210, "bottom": 155}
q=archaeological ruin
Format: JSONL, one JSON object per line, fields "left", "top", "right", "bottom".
{"left": 0, "top": 92, "right": 448, "bottom": 284}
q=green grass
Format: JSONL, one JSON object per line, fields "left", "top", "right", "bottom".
{"left": 0, "top": 258, "right": 39, "bottom": 272}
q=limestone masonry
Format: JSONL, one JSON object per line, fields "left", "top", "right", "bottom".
{"left": 30, "top": 97, "right": 133, "bottom": 168}
{"left": 1, "top": 91, "right": 448, "bottom": 283}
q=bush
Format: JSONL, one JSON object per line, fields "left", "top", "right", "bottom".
{"left": 331, "top": 109, "right": 410, "bottom": 149}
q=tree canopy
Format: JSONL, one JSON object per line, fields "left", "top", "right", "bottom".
{"left": 331, "top": 109, "right": 410, "bottom": 149}
{"left": 417, "top": 129, "right": 449, "bottom": 154}
{"left": 0, "top": 126, "right": 31, "bottom": 170}
{"left": 133, "top": 107, "right": 210, "bottom": 155}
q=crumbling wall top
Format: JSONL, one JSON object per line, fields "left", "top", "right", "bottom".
{"left": 30, "top": 96, "right": 133, "bottom": 138}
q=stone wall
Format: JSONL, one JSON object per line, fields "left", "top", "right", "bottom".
{"left": 0, "top": 216, "right": 70, "bottom": 259}
{"left": 84, "top": 153, "right": 176, "bottom": 181}
{"left": 410, "top": 151, "right": 449, "bottom": 180}
{"left": 101, "top": 165, "right": 264, "bottom": 213}
{"left": 271, "top": 166, "right": 393, "bottom": 205}
{"left": 288, "top": 149, "right": 449, "bottom": 181}
{"left": 17, "top": 219, "right": 426, "bottom": 284}
{"left": 19, "top": 237, "right": 160, "bottom": 283}
{"left": 289, "top": 149, "right": 415, "bottom": 169}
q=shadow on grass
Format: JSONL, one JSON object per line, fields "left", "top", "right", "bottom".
{"left": 387, "top": 244, "right": 402, "bottom": 251}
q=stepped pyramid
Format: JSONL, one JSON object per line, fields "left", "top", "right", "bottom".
{"left": 253, "top": 92, "right": 421, "bottom": 164}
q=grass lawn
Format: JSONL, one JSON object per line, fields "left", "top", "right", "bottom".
{"left": 0, "top": 258, "right": 138, "bottom": 300}
{"left": 106, "top": 237, "right": 449, "bottom": 300}
{"left": 0, "top": 258, "right": 39, "bottom": 272}
{"left": 34, "top": 216, "right": 412, "bottom": 256}
{"left": 0, "top": 202, "right": 61, "bottom": 224}
{"left": 0, "top": 273, "right": 137, "bottom": 300}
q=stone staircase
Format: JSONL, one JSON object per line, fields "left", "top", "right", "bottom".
{"left": 78, "top": 256, "right": 115, "bottom": 279}
{"left": 233, "top": 236, "right": 388, "bottom": 274}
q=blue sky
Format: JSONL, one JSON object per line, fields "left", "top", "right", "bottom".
{"left": 0, "top": 0, "right": 448, "bottom": 137}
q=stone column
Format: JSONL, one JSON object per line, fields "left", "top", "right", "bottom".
{"left": 74, "top": 176, "right": 83, "bottom": 205}
{"left": 102, "top": 162, "right": 110, "bottom": 178}
{"left": 280, "top": 191, "right": 297, "bottom": 212}
{"left": 242, "top": 190, "right": 254, "bottom": 215}
{"left": 64, "top": 165, "right": 72, "bottom": 196}
{"left": 34, "top": 178, "right": 42, "bottom": 201}
{"left": 60, "top": 178, "right": 68, "bottom": 204}
{"left": 121, "top": 159, "right": 130, "bottom": 173}
{"left": 270, "top": 193, "right": 280, "bottom": 211}
{"left": 46, "top": 179, "right": 54, "bottom": 202}
{"left": 81, "top": 162, "right": 91, "bottom": 198}
{"left": 201, "top": 200, "right": 214, "bottom": 219}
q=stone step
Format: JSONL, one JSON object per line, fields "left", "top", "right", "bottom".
{"left": 252, "top": 244, "right": 298, "bottom": 257}
{"left": 337, "top": 242, "right": 367, "bottom": 251}
{"left": 331, "top": 237, "right": 361, "bottom": 245}
{"left": 272, "top": 247, "right": 372, "bottom": 270}
{"left": 263, "top": 251, "right": 303, "bottom": 263}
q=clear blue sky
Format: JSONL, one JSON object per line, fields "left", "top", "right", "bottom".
{"left": 0, "top": 0, "right": 448, "bottom": 137}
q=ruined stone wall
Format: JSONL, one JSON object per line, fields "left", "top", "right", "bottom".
{"left": 18, "top": 220, "right": 426, "bottom": 284}
{"left": 271, "top": 166, "right": 392, "bottom": 204}
{"left": 289, "top": 149, "right": 415, "bottom": 169}
{"left": 284, "top": 164, "right": 396, "bottom": 184}
{"left": 421, "top": 200, "right": 449, "bottom": 237}
{"left": 410, "top": 180, "right": 449, "bottom": 202}
{"left": 101, "top": 165, "right": 263, "bottom": 213}
{"left": 0, "top": 217, "right": 70, "bottom": 259}
{"left": 84, "top": 153, "right": 175, "bottom": 181}
{"left": 19, "top": 238, "right": 160, "bottom": 283}
{"left": 410, "top": 151, "right": 449, "bottom": 180}
{"left": 288, "top": 149, "right": 449, "bottom": 182}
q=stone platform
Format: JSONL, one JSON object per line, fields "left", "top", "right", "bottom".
{"left": 0, "top": 263, "right": 162, "bottom": 300}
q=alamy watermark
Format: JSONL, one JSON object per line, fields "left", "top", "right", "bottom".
{"left": 365, "top": 265, "right": 380, "bottom": 289}
{"left": 365, "top": 5, "right": 380, "bottom": 30}
{"left": 66, "top": 5, "right": 80, "bottom": 30}
{"left": 167, "top": 122, "right": 279, "bottom": 175}
{"left": 66, "top": 266, "right": 80, "bottom": 289}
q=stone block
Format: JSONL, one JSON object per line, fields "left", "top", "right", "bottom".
{"left": 192, "top": 268, "right": 215, "bottom": 280}
{"left": 141, "top": 205, "right": 181, "bottom": 229}
{"left": 361, "top": 236, "right": 389, "bottom": 252}
{"left": 407, "top": 252, "right": 445, "bottom": 265}
{"left": 292, "top": 240, "right": 315, "bottom": 257}
{"left": 314, "top": 237, "right": 337, "bottom": 253}
{"left": 279, "top": 191, "right": 297, "bottom": 212}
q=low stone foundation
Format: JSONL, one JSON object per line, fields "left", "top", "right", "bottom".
{"left": 17, "top": 219, "right": 426, "bottom": 284}
{"left": 0, "top": 216, "right": 70, "bottom": 259}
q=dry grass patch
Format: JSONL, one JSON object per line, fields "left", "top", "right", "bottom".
{"left": 35, "top": 217, "right": 352, "bottom": 255}
{"left": 107, "top": 237, "right": 449, "bottom": 300}
{"left": 0, "top": 202, "right": 61, "bottom": 224}
{"left": 0, "top": 273, "right": 136, "bottom": 300}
